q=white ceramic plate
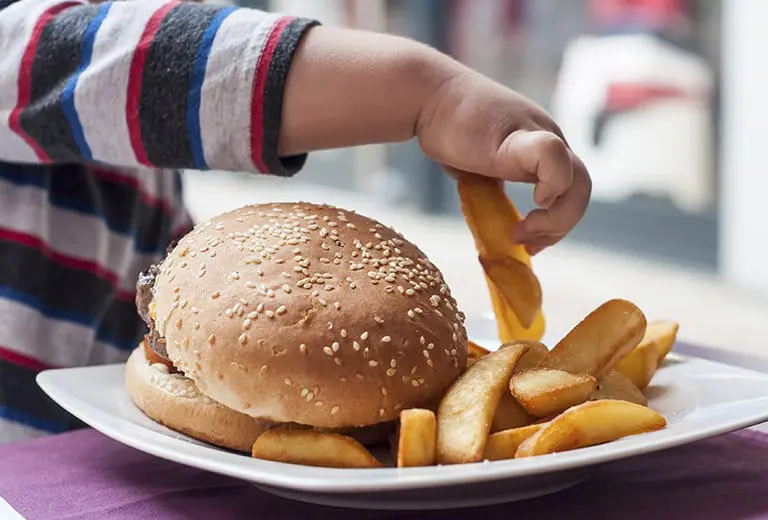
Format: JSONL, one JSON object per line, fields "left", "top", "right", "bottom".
{"left": 37, "top": 316, "right": 768, "bottom": 510}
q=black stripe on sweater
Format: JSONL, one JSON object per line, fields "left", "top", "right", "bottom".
{"left": 138, "top": 3, "right": 224, "bottom": 168}
{"left": 0, "top": 359, "right": 85, "bottom": 432}
{"left": 19, "top": 4, "right": 100, "bottom": 162}
{"left": 0, "top": 238, "right": 146, "bottom": 349}
{"left": 259, "top": 18, "right": 317, "bottom": 177}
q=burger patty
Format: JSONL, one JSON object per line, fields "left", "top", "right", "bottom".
{"left": 136, "top": 263, "right": 167, "bottom": 360}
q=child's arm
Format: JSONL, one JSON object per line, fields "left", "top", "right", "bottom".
{"left": 279, "top": 25, "right": 591, "bottom": 252}
{"left": 0, "top": 0, "right": 589, "bottom": 251}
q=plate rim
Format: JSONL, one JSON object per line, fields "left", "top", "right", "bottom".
{"left": 37, "top": 353, "right": 768, "bottom": 494}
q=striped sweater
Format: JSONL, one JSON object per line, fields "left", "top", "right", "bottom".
{"left": 0, "top": 0, "right": 316, "bottom": 443}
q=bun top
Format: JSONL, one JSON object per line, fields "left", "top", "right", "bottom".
{"left": 154, "top": 202, "right": 467, "bottom": 429}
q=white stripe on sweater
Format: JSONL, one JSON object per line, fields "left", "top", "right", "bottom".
{"left": 199, "top": 10, "right": 279, "bottom": 172}
{"left": 74, "top": 0, "right": 169, "bottom": 167}
{"left": 0, "top": 177, "right": 161, "bottom": 292}
{"left": 0, "top": 0, "right": 79, "bottom": 163}
{"left": 0, "top": 298, "right": 132, "bottom": 368}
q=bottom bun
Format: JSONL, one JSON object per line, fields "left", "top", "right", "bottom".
{"left": 125, "top": 346, "right": 394, "bottom": 452}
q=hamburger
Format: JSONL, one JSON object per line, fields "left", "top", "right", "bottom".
{"left": 127, "top": 202, "right": 468, "bottom": 452}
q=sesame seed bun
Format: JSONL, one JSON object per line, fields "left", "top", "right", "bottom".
{"left": 151, "top": 202, "right": 468, "bottom": 430}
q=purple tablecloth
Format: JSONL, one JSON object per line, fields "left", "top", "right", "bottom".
{"left": 1, "top": 427, "right": 768, "bottom": 519}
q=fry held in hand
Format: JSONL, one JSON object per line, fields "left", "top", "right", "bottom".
{"left": 510, "top": 368, "right": 597, "bottom": 418}
{"left": 251, "top": 430, "right": 381, "bottom": 468}
{"left": 480, "top": 255, "right": 542, "bottom": 329}
{"left": 437, "top": 343, "right": 528, "bottom": 464}
{"left": 485, "top": 423, "right": 545, "bottom": 461}
{"left": 539, "top": 299, "right": 647, "bottom": 377}
{"left": 457, "top": 174, "right": 545, "bottom": 340}
{"left": 396, "top": 409, "right": 437, "bottom": 468}
{"left": 515, "top": 399, "right": 667, "bottom": 458}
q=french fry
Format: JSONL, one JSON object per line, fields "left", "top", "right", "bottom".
{"left": 514, "top": 341, "right": 549, "bottom": 373}
{"left": 396, "top": 409, "right": 437, "bottom": 468}
{"left": 645, "top": 320, "right": 679, "bottom": 363}
{"left": 251, "top": 430, "right": 381, "bottom": 468}
{"left": 492, "top": 391, "right": 534, "bottom": 432}
{"left": 592, "top": 370, "right": 648, "bottom": 406}
{"left": 539, "top": 299, "right": 647, "bottom": 377}
{"left": 437, "top": 343, "right": 528, "bottom": 464}
{"left": 509, "top": 368, "right": 597, "bottom": 418}
{"left": 615, "top": 340, "right": 659, "bottom": 390}
{"left": 485, "top": 423, "right": 545, "bottom": 461}
{"left": 515, "top": 400, "right": 667, "bottom": 458}
{"left": 467, "top": 340, "right": 491, "bottom": 367}
{"left": 480, "top": 255, "right": 542, "bottom": 328}
{"left": 457, "top": 174, "right": 545, "bottom": 341}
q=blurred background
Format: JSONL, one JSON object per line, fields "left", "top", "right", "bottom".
{"left": 184, "top": 0, "right": 768, "bottom": 356}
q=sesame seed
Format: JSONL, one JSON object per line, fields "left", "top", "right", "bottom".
{"left": 361, "top": 332, "right": 369, "bottom": 340}
{"left": 315, "top": 401, "right": 324, "bottom": 407}
{"left": 340, "top": 329, "right": 347, "bottom": 338}
{"left": 208, "top": 334, "right": 216, "bottom": 345}
{"left": 225, "top": 309, "right": 234, "bottom": 318}
{"left": 379, "top": 408, "right": 385, "bottom": 417}
{"left": 331, "top": 405, "right": 340, "bottom": 415}
{"left": 243, "top": 319, "right": 252, "bottom": 330}
{"left": 368, "top": 360, "right": 379, "bottom": 367}
{"left": 420, "top": 336, "right": 426, "bottom": 345}
{"left": 375, "top": 316, "right": 384, "bottom": 324}
{"left": 176, "top": 318, "right": 183, "bottom": 329}
{"left": 211, "top": 291, "right": 220, "bottom": 299}
{"left": 427, "top": 359, "right": 435, "bottom": 368}
{"left": 193, "top": 323, "right": 200, "bottom": 330}
{"left": 331, "top": 342, "right": 340, "bottom": 352}
{"left": 415, "top": 307, "right": 423, "bottom": 314}
{"left": 381, "top": 336, "right": 392, "bottom": 343}
{"left": 386, "top": 368, "right": 396, "bottom": 377}
{"left": 282, "top": 284, "right": 292, "bottom": 294}
{"left": 411, "top": 380, "right": 420, "bottom": 387}
{"left": 230, "top": 271, "right": 240, "bottom": 280}
{"left": 299, "top": 344, "right": 307, "bottom": 354}
{"left": 334, "top": 358, "right": 343, "bottom": 366}
{"left": 381, "top": 387, "right": 388, "bottom": 396}
{"left": 276, "top": 305, "right": 287, "bottom": 315}
{"left": 452, "top": 333, "right": 458, "bottom": 342}
{"left": 406, "top": 289, "right": 415, "bottom": 296}
{"left": 284, "top": 378, "right": 292, "bottom": 386}
{"left": 323, "top": 347, "right": 333, "bottom": 356}
{"left": 173, "top": 286, "right": 180, "bottom": 293}
{"left": 306, "top": 392, "right": 314, "bottom": 402}
{"left": 407, "top": 310, "right": 415, "bottom": 319}
{"left": 334, "top": 301, "right": 341, "bottom": 310}
{"left": 428, "top": 343, "right": 435, "bottom": 350}
{"left": 265, "top": 310, "right": 275, "bottom": 318}
{"left": 301, "top": 388, "right": 309, "bottom": 397}
{"left": 239, "top": 333, "right": 248, "bottom": 345}
{"left": 353, "top": 341, "right": 361, "bottom": 351}
{"left": 318, "top": 298, "right": 327, "bottom": 306}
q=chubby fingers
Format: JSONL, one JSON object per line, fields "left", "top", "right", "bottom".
{"left": 493, "top": 130, "right": 573, "bottom": 209}
{"left": 514, "top": 151, "right": 592, "bottom": 254}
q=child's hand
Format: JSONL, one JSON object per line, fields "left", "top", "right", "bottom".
{"left": 416, "top": 70, "right": 591, "bottom": 255}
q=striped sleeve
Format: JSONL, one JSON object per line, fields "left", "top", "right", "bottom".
{"left": 0, "top": 0, "right": 317, "bottom": 176}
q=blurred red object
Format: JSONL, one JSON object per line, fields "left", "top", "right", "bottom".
{"left": 590, "top": 0, "right": 688, "bottom": 29}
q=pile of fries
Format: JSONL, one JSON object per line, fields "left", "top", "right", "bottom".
{"left": 250, "top": 176, "right": 679, "bottom": 469}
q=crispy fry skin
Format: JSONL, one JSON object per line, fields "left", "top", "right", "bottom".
{"left": 457, "top": 174, "right": 545, "bottom": 341}
{"left": 616, "top": 340, "right": 659, "bottom": 390}
{"left": 510, "top": 368, "right": 597, "bottom": 418}
{"left": 437, "top": 343, "right": 528, "bottom": 464}
{"left": 644, "top": 320, "right": 679, "bottom": 362}
{"left": 515, "top": 400, "right": 667, "bottom": 457}
{"left": 251, "top": 430, "right": 381, "bottom": 468}
{"left": 480, "top": 255, "right": 542, "bottom": 329}
{"left": 396, "top": 409, "right": 437, "bottom": 467}
{"left": 539, "top": 299, "right": 646, "bottom": 377}
{"left": 485, "top": 423, "right": 545, "bottom": 460}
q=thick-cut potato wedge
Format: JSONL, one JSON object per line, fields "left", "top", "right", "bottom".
{"left": 485, "top": 423, "right": 545, "bottom": 461}
{"left": 437, "top": 343, "right": 528, "bottom": 464}
{"left": 539, "top": 299, "right": 646, "bottom": 377}
{"left": 592, "top": 370, "right": 648, "bottom": 406}
{"left": 644, "top": 320, "right": 679, "bottom": 362}
{"left": 492, "top": 391, "right": 534, "bottom": 432}
{"left": 480, "top": 255, "right": 542, "bottom": 328}
{"left": 251, "top": 430, "right": 381, "bottom": 468}
{"left": 615, "top": 340, "right": 659, "bottom": 389}
{"left": 397, "top": 409, "right": 437, "bottom": 468}
{"left": 514, "top": 341, "right": 549, "bottom": 373}
{"left": 467, "top": 340, "right": 491, "bottom": 367}
{"left": 457, "top": 174, "right": 545, "bottom": 341}
{"left": 515, "top": 400, "right": 667, "bottom": 457}
{"left": 509, "top": 368, "right": 597, "bottom": 418}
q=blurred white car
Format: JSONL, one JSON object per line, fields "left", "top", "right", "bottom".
{"left": 551, "top": 32, "right": 715, "bottom": 213}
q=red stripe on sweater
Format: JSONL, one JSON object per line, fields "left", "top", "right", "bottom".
{"left": 0, "top": 346, "right": 54, "bottom": 371}
{"left": 249, "top": 17, "right": 293, "bottom": 173}
{"left": 126, "top": 1, "right": 179, "bottom": 168}
{"left": 90, "top": 168, "right": 173, "bottom": 216}
{"left": 8, "top": 2, "right": 80, "bottom": 163}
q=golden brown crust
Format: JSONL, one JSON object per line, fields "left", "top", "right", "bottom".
{"left": 154, "top": 202, "right": 467, "bottom": 429}
{"left": 125, "top": 346, "right": 275, "bottom": 452}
